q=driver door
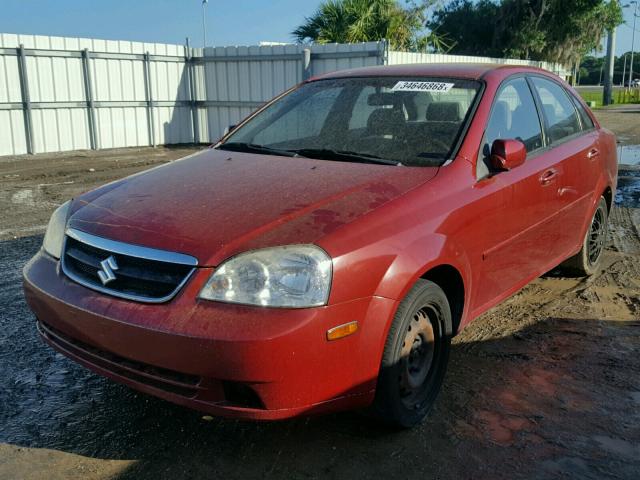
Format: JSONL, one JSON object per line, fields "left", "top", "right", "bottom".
{"left": 470, "top": 76, "right": 564, "bottom": 313}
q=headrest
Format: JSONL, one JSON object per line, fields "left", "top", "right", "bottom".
{"left": 366, "top": 108, "right": 405, "bottom": 135}
{"left": 542, "top": 104, "right": 556, "bottom": 125}
{"left": 426, "top": 102, "right": 462, "bottom": 122}
{"left": 493, "top": 100, "right": 511, "bottom": 127}
{"left": 368, "top": 92, "right": 397, "bottom": 106}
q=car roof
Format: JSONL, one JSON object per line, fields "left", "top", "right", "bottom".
{"left": 311, "top": 63, "right": 553, "bottom": 82}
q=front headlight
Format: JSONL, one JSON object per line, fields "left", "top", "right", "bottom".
{"left": 199, "top": 245, "right": 332, "bottom": 308}
{"left": 42, "top": 200, "right": 71, "bottom": 259}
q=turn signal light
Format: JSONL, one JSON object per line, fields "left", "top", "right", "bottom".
{"left": 326, "top": 321, "right": 359, "bottom": 341}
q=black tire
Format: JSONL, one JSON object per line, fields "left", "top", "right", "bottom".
{"left": 372, "top": 279, "right": 452, "bottom": 428}
{"left": 561, "top": 197, "right": 608, "bottom": 276}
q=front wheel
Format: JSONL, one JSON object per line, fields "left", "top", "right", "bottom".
{"left": 561, "top": 196, "right": 608, "bottom": 276}
{"left": 372, "top": 279, "right": 451, "bottom": 428}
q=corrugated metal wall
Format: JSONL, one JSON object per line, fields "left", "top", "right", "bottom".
{"left": 0, "top": 35, "right": 384, "bottom": 156}
{"left": 0, "top": 33, "right": 193, "bottom": 156}
{"left": 387, "top": 51, "right": 570, "bottom": 79}
{"left": 192, "top": 42, "right": 384, "bottom": 142}
{"left": 0, "top": 33, "right": 569, "bottom": 157}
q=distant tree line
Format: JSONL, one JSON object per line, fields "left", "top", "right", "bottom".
{"left": 293, "top": 0, "right": 623, "bottom": 69}
{"left": 579, "top": 53, "right": 640, "bottom": 86}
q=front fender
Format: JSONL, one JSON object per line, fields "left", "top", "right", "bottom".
{"left": 373, "top": 233, "right": 472, "bottom": 327}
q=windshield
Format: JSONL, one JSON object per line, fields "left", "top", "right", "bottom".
{"left": 219, "top": 76, "right": 481, "bottom": 167}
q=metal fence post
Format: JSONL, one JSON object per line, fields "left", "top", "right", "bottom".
{"left": 81, "top": 48, "right": 98, "bottom": 150}
{"left": 185, "top": 38, "right": 199, "bottom": 144}
{"left": 143, "top": 52, "right": 156, "bottom": 147}
{"left": 378, "top": 39, "right": 389, "bottom": 66}
{"left": 302, "top": 48, "right": 312, "bottom": 81}
{"left": 17, "top": 44, "right": 34, "bottom": 154}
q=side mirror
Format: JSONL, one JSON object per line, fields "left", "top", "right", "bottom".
{"left": 490, "top": 139, "right": 526, "bottom": 171}
{"left": 223, "top": 124, "right": 237, "bottom": 136}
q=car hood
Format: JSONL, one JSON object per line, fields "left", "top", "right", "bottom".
{"left": 68, "top": 149, "right": 438, "bottom": 266}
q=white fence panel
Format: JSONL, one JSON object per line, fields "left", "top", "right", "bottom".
{"left": 198, "top": 44, "right": 303, "bottom": 142}
{"left": 0, "top": 44, "right": 26, "bottom": 155}
{"left": 197, "top": 42, "right": 385, "bottom": 142}
{"left": 0, "top": 33, "right": 573, "bottom": 157}
{"left": 0, "top": 110, "right": 27, "bottom": 156}
{"left": 0, "top": 33, "right": 190, "bottom": 155}
{"left": 387, "top": 51, "right": 570, "bottom": 80}
{"left": 310, "top": 41, "right": 383, "bottom": 77}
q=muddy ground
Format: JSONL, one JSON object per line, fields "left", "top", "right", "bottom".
{"left": 0, "top": 109, "right": 639, "bottom": 480}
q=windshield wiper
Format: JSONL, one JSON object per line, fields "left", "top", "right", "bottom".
{"left": 216, "top": 142, "right": 300, "bottom": 157}
{"left": 290, "top": 148, "right": 403, "bottom": 166}
{"left": 217, "top": 143, "right": 402, "bottom": 166}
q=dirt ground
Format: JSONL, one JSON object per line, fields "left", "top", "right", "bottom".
{"left": 0, "top": 109, "right": 639, "bottom": 480}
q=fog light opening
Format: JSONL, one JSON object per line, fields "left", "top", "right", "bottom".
{"left": 222, "top": 381, "right": 265, "bottom": 409}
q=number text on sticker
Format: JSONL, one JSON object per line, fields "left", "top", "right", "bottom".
{"left": 392, "top": 81, "right": 455, "bottom": 93}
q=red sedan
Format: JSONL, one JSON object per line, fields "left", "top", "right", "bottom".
{"left": 23, "top": 64, "right": 617, "bottom": 427}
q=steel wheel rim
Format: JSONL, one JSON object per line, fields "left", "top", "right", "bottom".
{"left": 399, "top": 306, "right": 439, "bottom": 409}
{"left": 587, "top": 207, "right": 606, "bottom": 266}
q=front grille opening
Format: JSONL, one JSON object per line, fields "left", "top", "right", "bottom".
{"left": 222, "top": 381, "right": 265, "bottom": 409}
{"left": 62, "top": 234, "right": 194, "bottom": 302}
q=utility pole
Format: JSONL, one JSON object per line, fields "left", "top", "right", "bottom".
{"left": 622, "top": 53, "right": 627, "bottom": 86}
{"left": 202, "top": 0, "right": 208, "bottom": 49}
{"left": 603, "top": 27, "right": 616, "bottom": 105}
{"left": 599, "top": 60, "right": 604, "bottom": 85}
{"left": 629, "top": 1, "right": 638, "bottom": 88}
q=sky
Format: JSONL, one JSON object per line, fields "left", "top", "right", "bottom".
{"left": 614, "top": 2, "right": 640, "bottom": 57}
{"left": 0, "top": 0, "right": 321, "bottom": 47}
{"left": 0, "top": 0, "right": 637, "bottom": 57}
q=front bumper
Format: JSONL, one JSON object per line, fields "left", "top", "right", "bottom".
{"left": 23, "top": 250, "right": 397, "bottom": 420}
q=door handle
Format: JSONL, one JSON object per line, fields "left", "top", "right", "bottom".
{"left": 587, "top": 148, "right": 600, "bottom": 159}
{"left": 539, "top": 168, "right": 558, "bottom": 186}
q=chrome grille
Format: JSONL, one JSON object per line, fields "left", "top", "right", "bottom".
{"left": 61, "top": 228, "right": 198, "bottom": 303}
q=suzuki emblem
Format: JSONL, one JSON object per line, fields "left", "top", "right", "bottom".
{"left": 97, "top": 256, "right": 119, "bottom": 285}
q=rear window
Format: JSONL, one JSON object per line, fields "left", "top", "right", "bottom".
{"left": 531, "top": 77, "right": 582, "bottom": 143}
{"left": 223, "top": 77, "right": 482, "bottom": 167}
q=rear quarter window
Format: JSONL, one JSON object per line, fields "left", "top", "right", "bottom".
{"left": 570, "top": 95, "right": 595, "bottom": 130}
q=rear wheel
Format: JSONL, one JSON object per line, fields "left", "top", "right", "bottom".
{"left": 372, "top": 279, "right": 451, "bottom": 428}
{"left": 561, "top": 197, "right": 608, "bottom": 276}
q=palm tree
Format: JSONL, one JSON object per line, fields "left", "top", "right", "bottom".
{"left": 292, "top": 0, "right": 435, "bottom": 51}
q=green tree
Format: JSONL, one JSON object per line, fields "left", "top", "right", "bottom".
{"left": 427, "top": 0, "right": 623, "bottom": 65}
{"left": 427, "top": 0, "right": 501, "bottom": 56}
{"left": 292, "top": 0, "right": 448, "bottom": 51}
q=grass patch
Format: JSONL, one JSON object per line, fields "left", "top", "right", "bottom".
{"left": 577, "top": 89, "right": 640, "bottom": 108}
{"left": 579, "top": 91, "right": 603, "bottom": 108}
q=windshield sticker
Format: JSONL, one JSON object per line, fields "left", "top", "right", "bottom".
{"left": 391, "top": 81, "right": 455, "bottom": 93}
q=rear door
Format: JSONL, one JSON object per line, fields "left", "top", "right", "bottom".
{"left": 529, "top": 76, "right": 599, "bottom": 255}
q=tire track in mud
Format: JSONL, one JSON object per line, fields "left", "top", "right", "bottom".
{"left": 609, "top": 206, "right": 640, "bottom": 255}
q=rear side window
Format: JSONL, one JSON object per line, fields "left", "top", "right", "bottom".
{"left": 571, "top": 96, "right": 595, "bottom": 130}
{"left": 531, "top": 77, "right": 581, "bottom": 143}
{"left": 482, "top": 77, "right": 543, "bottom": 159}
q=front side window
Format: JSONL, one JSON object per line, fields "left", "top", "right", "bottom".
{"left": 531, "top": 77, "right": 581, "bottom": 143}
{"left": 482, "top": 77, "right": 543, "bottom": 161}
{"left": 220, "top": 77, "right": 482, "bottom": 167}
